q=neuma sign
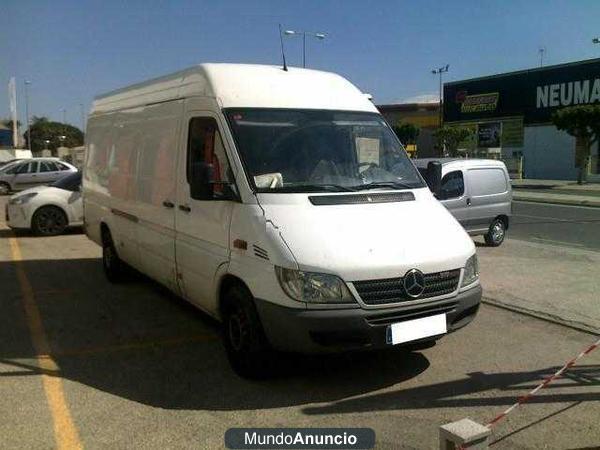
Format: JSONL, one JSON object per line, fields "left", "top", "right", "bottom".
{"left": 444, "top": 58, "right": 600, "bottom": 124}
{"left": 536, "top": 79, "right": 600, "bottom": 108}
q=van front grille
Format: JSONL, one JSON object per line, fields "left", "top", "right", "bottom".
{"left": 352, "top": 269, "right": 460, "bottom": 305}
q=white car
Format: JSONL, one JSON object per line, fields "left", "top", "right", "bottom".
{"left": 0, "top": 158, "right": 78, "bottom": 195}
{"left": 6, "top": 172, "right": 83, "bottom": 236}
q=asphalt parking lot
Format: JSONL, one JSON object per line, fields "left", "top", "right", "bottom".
{"left": 1, "top": 196, "right": 599, "bottom": 449}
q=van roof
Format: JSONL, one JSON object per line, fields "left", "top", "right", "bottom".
{"left": 413, "top": 158, "right": 508, "bottom": 170}
{"left": 91, "top": 63, "right": 377, "bottom": 115}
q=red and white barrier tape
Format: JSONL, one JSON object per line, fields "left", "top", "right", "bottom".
{"left": 486, "top": 335, "right": 600, "bottom": 428}
{"left": 456, "top": 335, "right": 599, "bottom": 449}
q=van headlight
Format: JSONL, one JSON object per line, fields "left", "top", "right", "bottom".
{"left": 461, "top": 254, "right": 479, "bottom": 287}
{"left": 275, "top": 267, "right": 355, "bottom": 303}
{"left": 9, "top": 192, "right": 38, "bottom": 205}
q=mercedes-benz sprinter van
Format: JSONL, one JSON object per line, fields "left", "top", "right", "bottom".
{"left": 83, "top": 64, "right": 481, "bottom": 377}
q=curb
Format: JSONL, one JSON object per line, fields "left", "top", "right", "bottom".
{"left": 512, "top": 194, "right": 600, "bottom": 208}
{"left": 482, "top": 296, "right": 599, "bottom": 336}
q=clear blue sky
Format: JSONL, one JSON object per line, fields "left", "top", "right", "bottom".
{"left": 2, "top": 0, "right": 600, "bottom": 130}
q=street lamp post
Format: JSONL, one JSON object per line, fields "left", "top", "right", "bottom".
{"left": 79, "top": 103, "right": 85, "bottom": 131}
{"left": 283, "top": 28, "right": 326, "bottom": 68}
{"left": 431, "top": 64, "right": 449, "bottom": 127}
{"left": 24, "top": 80, "right": 32, "bottom": 151}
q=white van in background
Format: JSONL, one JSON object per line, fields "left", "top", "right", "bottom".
{"left": 415, "top": 159, "right": 512, "bottom": 246}
{"left": 83, "top": 64, "right": 481, "bottom": 377}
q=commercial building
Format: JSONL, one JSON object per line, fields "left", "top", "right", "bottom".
{"left": 443, "top": 58, "right": 600, "bottom": 181}
{"left": 377, "top": 102, "right": 440, "bottom": 157}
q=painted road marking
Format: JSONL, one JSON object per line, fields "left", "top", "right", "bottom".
{"left": 513, "top": 200, "right": 600, "bottom": 211}
{"left": 9, "top": 237, "right": 83, "bottom": 450}
{"left": 530, "top": 237, "right": 585, "bottom": 247}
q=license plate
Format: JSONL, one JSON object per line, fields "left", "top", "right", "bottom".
{"left": 386, "top": 314, "right": 447, "bottom": 345}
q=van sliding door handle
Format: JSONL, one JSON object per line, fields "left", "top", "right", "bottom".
{"left": 162, "top": 200, "right": 174, "bottom": 208}
{"left": 466, "top": 198, "right": 472, "bottom": 206}
{"left": 178, "top": 205, "right": 191, "bottom": 213}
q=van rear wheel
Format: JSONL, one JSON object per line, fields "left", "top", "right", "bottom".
{"left": 222, "top": 285, "right": 273, "bottom": 379}
{"left": 102, "top": 229, "right": 127, "bottom": 283}
{"left": 484, "top": 218, "right": 506, "bottom": 246}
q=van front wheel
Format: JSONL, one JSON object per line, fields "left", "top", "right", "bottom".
{"left": 222, "top": 285, "right": 272, "bottom": 379}
{"left": 484, "top": 218, "right": 506, "bottom": 246}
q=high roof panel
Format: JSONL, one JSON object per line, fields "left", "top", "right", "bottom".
{"left": 91, "top": 63, "right": 377, "bottom": 114}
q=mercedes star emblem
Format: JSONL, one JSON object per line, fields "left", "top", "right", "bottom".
{"left": 403, "top": 268, "right": 425, "bottom": 298}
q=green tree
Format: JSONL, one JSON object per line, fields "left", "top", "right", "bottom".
{"left": 552, "top": 105, "right": 600, "bottom": 184}
{"left": 2, "top": 118, "right": 21, "bottom": 129}
{"left": 23, "top": 116, "right": 84, "bottom": 153}
{"left": 392, "top": 121, "right": 420, "bottom": 145}
{"left": 434, "top": 126, "right": 473, "bottom": 157}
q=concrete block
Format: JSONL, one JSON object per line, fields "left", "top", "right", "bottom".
{"left": 439, "top": 418, "right": 491, "bottom": 449}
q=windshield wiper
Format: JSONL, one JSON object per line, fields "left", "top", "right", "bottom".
{"left": 261, "top": 183, "right": 357, "bottom": 193}
{"left": 352, "top": 181, "right": 414, "bottom": 191}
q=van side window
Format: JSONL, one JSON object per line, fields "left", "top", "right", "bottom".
{"left": 440, "top": 170, "right": 464, "bottom": 200}
{"left": 187, "top": 117, "right": 232, "bottom": 200}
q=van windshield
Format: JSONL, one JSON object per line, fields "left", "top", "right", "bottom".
{"left": 226, "top": 109, "right": 425, "bottom": 193}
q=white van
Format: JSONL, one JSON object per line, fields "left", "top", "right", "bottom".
{"left": 83, "top": 64, "right": 481, "bottom": 377}
{"left": 415, "top": 159, "right": 512, "bottom": 246}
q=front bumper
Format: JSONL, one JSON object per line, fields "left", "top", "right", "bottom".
{"left": 255, "top": 285, "right": 481, "bottom": 353}
{"left": 5, "top": 203, "right": 30, "bottom": 229}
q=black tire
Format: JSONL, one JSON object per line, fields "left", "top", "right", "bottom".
{"left": 221, "top": 285, "right": 273, "bottom": 379}
{"left": 32, "top": 206, "right": 68, "bottom": 236}
{"left": 484, "top": 218, "right": 506, "bottom": 247}
{"left": 101, "top": 228, "right": 127, "bottom": 283}
{"left": 0, "top": 182, "right": 10, "bottom": 195}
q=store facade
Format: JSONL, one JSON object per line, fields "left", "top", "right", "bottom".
{"left": 443, "top": 58, "right": 600, "bottom": 180}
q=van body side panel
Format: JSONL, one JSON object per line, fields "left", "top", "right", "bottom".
{"left": 134, "top": 100, "right": 184, "bottom": 292}
{"left": 102, "top": 109, "right": 144, "bottom": 269}
{"left": 83, "top": 114, "right": 114, "bottom": 246}
{"left": 465, "top": 167, "right": 512, "bottom": 233}
{"left": 84, "top": 112, "right": 139, "bottom": 259}
{"left": 225, "top": 203, "right": 304, "bottom": 312}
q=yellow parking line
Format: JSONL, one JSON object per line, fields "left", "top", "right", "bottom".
{"left": 9, "top": 237, "right": 82, "bottom": 450}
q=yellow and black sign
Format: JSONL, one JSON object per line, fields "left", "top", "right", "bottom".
{"left": 460, "top": 93, "right": 499, "bottom": 113}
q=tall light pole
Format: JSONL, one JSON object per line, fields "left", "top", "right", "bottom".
{"left": 431, "top": 64, "right": 449, "bottom": 127}
{"left": 538, "top": 47, "right": 546, "bottom": 67}
{"left": 24, "top": 80, "right": 32, "bottom": 151}
{"left": 283, "top": 28, "right": 326, "bottom": 68}
{"left": 79, "top": 103, "right": 85, "bottom": 131}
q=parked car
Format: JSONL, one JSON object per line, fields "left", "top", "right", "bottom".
{"left": 6, "top": 171, "right": 82, "bottom": 236}
{"left": 0, "top": 158, "right": 77, "bottom": 195}
{"left": 414, "top": 158, "right": 512, "bottom": 246}
{"left": 0, "top": 158, "right": 24, "bottom": 169}
{"left": 84, "top": 64, "right": 481, "bottom": 377}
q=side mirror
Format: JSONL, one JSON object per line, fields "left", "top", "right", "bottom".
{"left": 426, "top": 161, "right": 442, "bottom": 198}
{"left": 190, "top": 161, "right": 214, "bottom": 200}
